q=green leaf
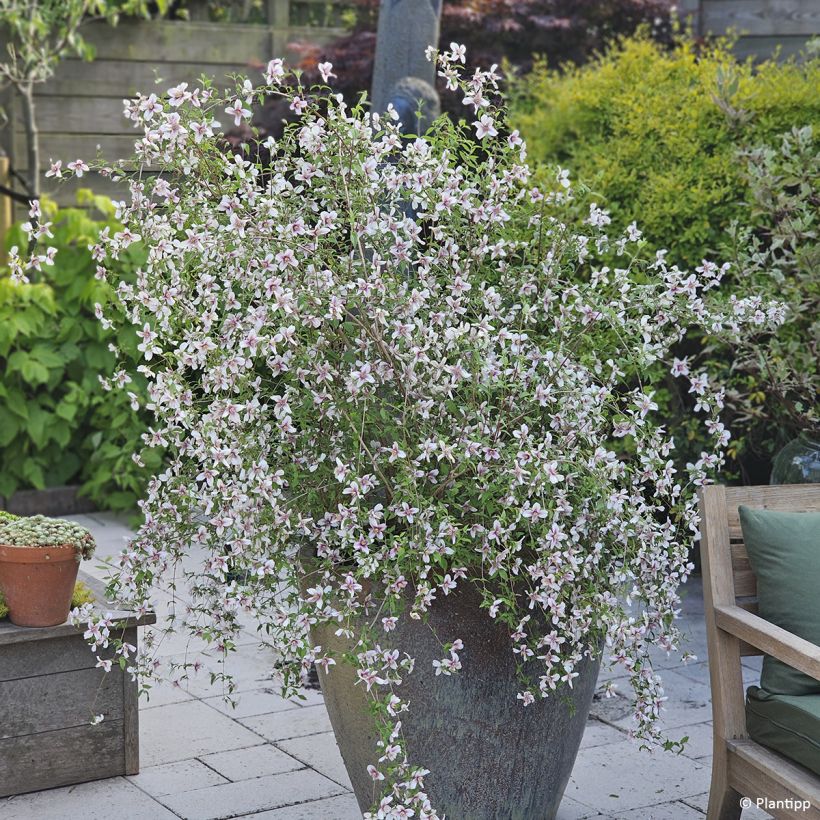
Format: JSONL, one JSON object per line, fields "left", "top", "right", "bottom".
{"left": 30, "top": 343, "right": 66, "bottom": 369}
{"left": 4, "top": 388, "right": 28, "bottom": 420}
{"left": 0, "top": 472, "right": 18, "bottom": 498}
{"left": 55, "top": 398, "right": 79, "bottom": 422}
{"left": 26, "top": 406, "right": 49, "bottom": 449}
{"left": 0, "top": 407, "right": 19, "bottom": 446}
{"left": 21, "top": 459, "right": 45, "bottom": 490}
{"left": 20, "top": 356, "right": 50, "bottom": 386}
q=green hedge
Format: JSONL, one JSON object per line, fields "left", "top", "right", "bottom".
{"left": 509, "top": 35, "right": 820, "bottom": 481}
{"left": 510, "top": 34, "right": 820, "bottom": 269}
{"left": 0, "top": 191, "right": 157, "bottom": 509}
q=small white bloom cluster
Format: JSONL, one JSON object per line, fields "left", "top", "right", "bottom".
{"left": 19, "top": 45, "right": 783, "bottom": 819}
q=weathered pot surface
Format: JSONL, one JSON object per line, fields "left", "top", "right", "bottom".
{"left": 0, "top": 543, "right": 80, "bottom": 627}
{"left": 313, "top": 581, "right": 600, "bottom": 820}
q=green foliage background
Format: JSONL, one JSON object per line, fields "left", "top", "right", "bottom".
{"left": 509, "top": 35, "right": 820, "bottom": 481}
{"left": 0, "top": 191, "right": 158, "bottom": 509}
{"left": 510, "top": 35, "right": 820, "bottom": 269}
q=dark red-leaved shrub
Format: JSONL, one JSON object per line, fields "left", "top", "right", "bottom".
{"left": 290, "top": 0, "right": 674, "bottom": 117}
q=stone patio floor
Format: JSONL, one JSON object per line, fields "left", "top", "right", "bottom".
{"left": 0, "top": 513, "right": 774, "bottom": 820}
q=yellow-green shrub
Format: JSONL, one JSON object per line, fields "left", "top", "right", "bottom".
{"left": 509, "top": 34, "right": 820, "bottom": 268}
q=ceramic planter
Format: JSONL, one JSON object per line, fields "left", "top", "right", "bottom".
{"left": 313, "top": 581, "right": 600, "bottom": 819}
{"left": 0, "top": 543, "right": 80, "bottom": 627}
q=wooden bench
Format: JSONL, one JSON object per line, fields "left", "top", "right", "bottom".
{"left": 0, "top": 571, "right": 155, "bottom": 797}
{"left": 699, "top": 484, "right": 820, "bottom": 819}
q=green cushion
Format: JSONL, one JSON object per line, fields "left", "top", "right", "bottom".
{"left": 747, "top": 686, "right": 820, "bottom": 776}
{"left": 738, "top": 506, "right": 820, "bottom": 695}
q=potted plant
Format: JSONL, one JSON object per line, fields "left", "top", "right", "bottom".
{"left": 15, "top": 47, "right": 779, "bottom": 818}
{"left": 0, "top": 514, "right": 96, "bottom": 627}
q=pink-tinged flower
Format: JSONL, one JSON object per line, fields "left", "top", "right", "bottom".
{"left": 543, "top": 462, "right": 564, "bottom": 485}
{"left": 290, "top": 95, "right": 308, "bottom": 114}
{"left": 167, "top": 82, "right": 189, "bottom": 107}
{"left": 449, "top": 42, "right": 467, "bottom": 63}
{"left": 225, "top": 99, "right": 251, "bottom": 126}
{"left": 473, "top": 114, "right": 497, "bottom": 140}
{"left": 367, "top": 764, "right": 384, "bottom": 781}
{"left": 67, "top": 159, "right": 89, "bottom": 177}
{"left": 318, "top": 62, "right": 335, "bottom": 83}
{"left": 264, "top": 58, "right": 285, "bottom": 84}
{"left": 670, "top": 357, "right": 690, "bottom": 377}
{"left": 45, "top": 159, "right": 62, "bottom": 178}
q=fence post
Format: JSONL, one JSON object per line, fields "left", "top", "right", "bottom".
{"left": 267, "top": 0, "right": 290, "bottom": 57}
{"left": 0, "top": 153, "right": 12, "bottom": 266}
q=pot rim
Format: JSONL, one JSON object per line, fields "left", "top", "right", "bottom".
{"left": 0, "top": 543, "right": 79, "bottom": 563}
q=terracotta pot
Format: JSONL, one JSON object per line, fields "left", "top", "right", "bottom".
{"left": 312, "top": 580, "right": 600, "bottom": 820}
{"left": 0, "top": 543, "right": 80, "bottom": 627}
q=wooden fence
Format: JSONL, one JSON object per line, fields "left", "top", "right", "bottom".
{"left": 0, "top": 0, "right": 354, "bottom": 208}
{"left": 2, "top": 0, "right": 818, "bottom": 213}
{"left": 678, "top": 0, "right": 819, "bottom": 61}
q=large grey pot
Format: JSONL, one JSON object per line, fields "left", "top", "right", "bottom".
{"left": 313, "top": 582, "right": 600, "bottom": 820}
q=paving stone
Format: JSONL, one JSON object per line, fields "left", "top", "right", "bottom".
{"left": 199, "top": 744, "right": 304, "bottom": 781}
{"left": 243, "top": 793, "right": 362, "bottom": 819}
{"left": 684, "top": 791, "right": 773, "bottom": 819}
{"left": 290, "top": 687, "right": 327, "bottom": 707}
{"left": 591, "top": 670, "right": 713, "bottom": 731}
{"left": 276, "top": 731, "right": 352, "bottom": 788}
{"left": 240, "top": 703, "right": 334, "bottom": 742}
{"left": 140, "top": 699, "right": 265, "bottom": 766}
{"left": 128, "top": 759, "right": 229, "bottom": 796}
{"left": 675, "top": 659, "right": 760, "bottom": 689}
{"left": 579, "top": 718, "right": 626, "bottom": 749}
{"left": 614, "top": 800, "right": 705, "bottom": 818}
{"left": 202, "top": 687, "right": 301, "bottom": 719}
{"left": 140, "top": 674, "right": 197, "bottom": 709}
{"left": 674, "top": 721, "right": 714, "bottom": 760}
{"left": 156, "top": 644, "right": 279, "bottom": 698}
{"left": 564, "top": 739, "right": 710, "bottom": 813}
{"left": 556, "top": 795, "right": 610, "bottom": 819}
{"left": 157, "top": 768, "right": 346, "bottom": 820}
{"left": 0, "top": 777, "right": 177, "bottom": 820}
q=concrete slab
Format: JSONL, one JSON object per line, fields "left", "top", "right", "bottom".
{"left": 140, "top": 699, "right": 266, "bottom": 766}
{"left": 556, "top": 794, "right": 610, "bottom": 819}
{"left": 156, "top": 769, "right": 346, "bottom": 820}
{"left": 240, "top": 704, "right": 334, "bottom": 742}
{"left": 199, "top": 744, "right": 304, "bottom": 781}
{"left": 242, "top": 793, "right": 362, "bottom": 819}
{"left": 127, "top": 759, "right": 229, "bottom": 797}
{"left": 0, "top": 778, "right": 176, "bottom": 820}
{"left": 201, "top": 687, "right": 302, "bottom": 719}
{"left": 614, "top": 800, "right": 705, "bottom": 819}
{"left": 564, "top": 739, "right": 711, "bottom": 813}
{"left": 276, "top": 731, "right": 353, "bottom": 788}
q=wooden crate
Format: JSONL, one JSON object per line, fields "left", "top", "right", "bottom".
{"left": 0, "top": 572, "right": 155, "bottom": 797}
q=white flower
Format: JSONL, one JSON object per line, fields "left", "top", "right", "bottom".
{"left": 318, "top": 62, "right": 335, "bottom": 83}
{"left": 225, "top": 99, "right": 251, "bottom": 126}
{"left": 67, "top": 159, "right": 89, "bottom": 177}
{"left": 474, "top": 114, "right": 497, "bottom": 140}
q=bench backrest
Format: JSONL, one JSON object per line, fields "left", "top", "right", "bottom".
{"left": 700, "top": 484, "right": 820, "bottom": 657}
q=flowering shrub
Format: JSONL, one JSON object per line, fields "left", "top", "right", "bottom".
{"left": 18, "top": 47, "right": 782, "bottom": 819}
{"left": 716, "top": 125, "right": 819, "bottom": 460}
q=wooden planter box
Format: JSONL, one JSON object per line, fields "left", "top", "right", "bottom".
{"left": 0, "top": 573, "right": 155, "bottom": 797}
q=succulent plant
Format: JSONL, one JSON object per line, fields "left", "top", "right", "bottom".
{"left": 0, "top": 511, "right": 19, "bottom": 523}
{"left": 0, "top": 515, "right": 95, "bottom": 560}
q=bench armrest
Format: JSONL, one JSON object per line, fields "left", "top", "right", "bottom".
{"left": 714, "top": 604, "right": 820, "bottom": 683}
